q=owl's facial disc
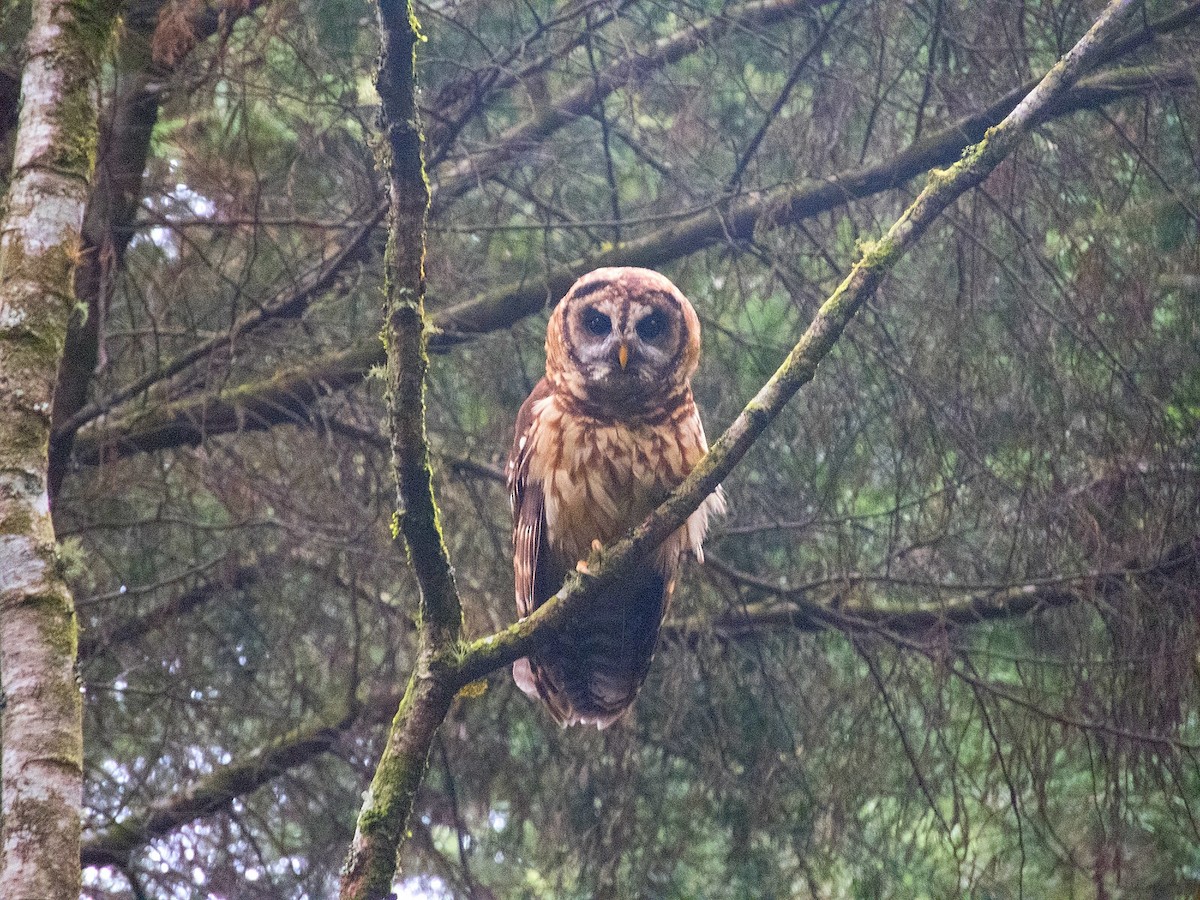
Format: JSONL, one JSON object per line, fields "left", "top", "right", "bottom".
{"left": 547, "top": 268, "right": 702, "bottom": 412}
{"left": 570, "top": 295, "right": 680, "bottom": 402}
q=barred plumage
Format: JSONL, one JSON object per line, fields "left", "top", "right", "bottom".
{"left": 508, "top": 267, "right": 725, "bottom": 728}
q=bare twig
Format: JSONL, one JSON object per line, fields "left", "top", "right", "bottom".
{"left": 66, "top": 60, "right": 1194, "bottom": 465}
{"left": 451, "top": 0, "right": 1146, "bottom": 688}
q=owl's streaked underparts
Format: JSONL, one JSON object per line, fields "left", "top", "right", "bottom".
{"left": 507, "top": 266, "right": 726, "bottom": 728}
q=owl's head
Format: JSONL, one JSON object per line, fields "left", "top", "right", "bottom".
{"left": 545, "top": 267, "right": 702, "bottom": 410}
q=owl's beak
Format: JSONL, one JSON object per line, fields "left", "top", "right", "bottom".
{"left": 618, "top": 343, "right": 629, "bottom": 369}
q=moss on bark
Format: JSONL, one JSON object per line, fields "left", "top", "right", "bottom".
{"left": 0, "top": 0, "right": 116, "bottom": 894}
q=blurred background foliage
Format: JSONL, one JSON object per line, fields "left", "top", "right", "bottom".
{"left": 3, "top": 0, "right": 1199, "bottom": 896}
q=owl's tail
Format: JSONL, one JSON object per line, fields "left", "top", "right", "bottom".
{"left": 513, "top": 570, "right": 668, "bottom": 728}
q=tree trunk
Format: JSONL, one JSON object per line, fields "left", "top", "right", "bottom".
{"left": 0, "top": 0, "right": 115, "bottom": 895}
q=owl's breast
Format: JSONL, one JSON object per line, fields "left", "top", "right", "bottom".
{"left": 527, "top": 394, "right": 711, "bottom": 571}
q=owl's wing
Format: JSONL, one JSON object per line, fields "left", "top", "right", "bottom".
{"left": 507, "top": 377, "right": 555, "bottom": 619}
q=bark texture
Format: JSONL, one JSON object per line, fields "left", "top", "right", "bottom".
{"left": 0, "top": 0, "right": 115, "bottom": 896}
{"left": 340, "top": 1, "right": 465, "bottom": 897}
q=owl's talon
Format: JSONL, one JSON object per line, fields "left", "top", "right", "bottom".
{"left": 591, "top": 539, "right": 603, "bottom": 552}
{"left": 576, "top": 559, "right": 590, "bottom": 574}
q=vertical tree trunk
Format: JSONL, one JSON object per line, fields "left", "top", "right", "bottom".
{"left": 49, "top": 59, "right": 163, "bottom": 499}
{"left": 0, "top": 0, "right": 115, "bottom": 896}
{"left": 339, "top": 2, "right": 469, "bottom": 897}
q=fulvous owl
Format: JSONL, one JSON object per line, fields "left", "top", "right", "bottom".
{"left": 507, "top": 267, "right": 725, "bottom": 728}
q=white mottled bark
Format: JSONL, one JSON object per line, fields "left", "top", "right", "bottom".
{"left": 0, "top": 0, "right": 113, "bottom": 896}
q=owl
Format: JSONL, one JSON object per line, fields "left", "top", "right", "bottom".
{"left": 507, "top": 267, "right": 726, "bottom": 728}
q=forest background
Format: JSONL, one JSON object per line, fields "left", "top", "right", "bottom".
{"left": 1, "top": 0, "right": 1199, "bottom": 896}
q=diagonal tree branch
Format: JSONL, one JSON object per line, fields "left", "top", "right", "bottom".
{"left": 726, "top": 0, "right": 851, "bottom": 190}
{"left": 78, "top": 680, "right": 430, "bottom": 872}
{"left": 337, "top": 0, "right": 1146, "bottom": 893}
{"left": 448, "top": 0, "right": 1146, "bottom": 685}
{"left": 77, "top": 559, "right": 262, "bottom": 661}
{"left": 50, "top": 203, "right": 384, "bottom": 450}
{"left": 430, "top": 0, "right": 841, "bottom": 212}
{"left": 70, "top": 344, "right": 382, "bottom": 464}
{"left": 81, "top": 707, "right": 357, "bottom": 869}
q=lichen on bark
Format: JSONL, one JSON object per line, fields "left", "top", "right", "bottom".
{"left": 0, "top": 0, "right": 116, "bottom": 895}
{"left": 339, "top": 1, "right": 466, "bottom": 897}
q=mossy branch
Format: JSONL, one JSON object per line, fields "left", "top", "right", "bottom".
{"left": 347, "top": 0, "right": 1141, "bottom": 893}
{"left": 668, "top": 537, "right": 1200, "bottom": 644}
{"left": 451, "top": 0, "right": 1145, "bottom": 685}
{"left": 81, "top": 709, "right": 355, "bottom": 869}
{"left": 374, "top": 0, "right": 461, "bottom": 642}
{"left": 339, "top": 2, "right": 463, "bottom": 898}
{"left": 69, "top": 344, "right": 384, "bottom": 464}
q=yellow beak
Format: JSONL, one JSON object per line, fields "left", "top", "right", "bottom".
{"left": 618, "top": 343, "right": 629, "bottom": 369}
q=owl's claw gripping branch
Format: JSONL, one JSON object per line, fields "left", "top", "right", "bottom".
{"left": 574, "top": 539, "right": 606, "bottom": 574}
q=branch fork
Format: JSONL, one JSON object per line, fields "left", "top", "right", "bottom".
{"left": 340, "top": 0, "right": 1145, "bottom": 896}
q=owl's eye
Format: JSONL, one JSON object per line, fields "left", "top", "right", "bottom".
{"left": 583, "top": 309, "right": 611, "bottom": 336}
{"left": 635, "top": 311, "right": 666, "bottom": 341}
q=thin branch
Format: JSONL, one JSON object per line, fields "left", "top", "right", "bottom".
{"left": 431, "top": 0, "right": 843, "bottom": 211}
{"left": 726, "top": 0, "right": 850, "bottom": 190}
{"left": 450, "top": 0, "right": 1146, "bottom": 687}
{"left": 316, "top": 414, "right": 508, "bottom": 482}
{"left": 858, "top": 643, "right": 957, "bottom": 842}
{"left": 77, "top": 560, "right": 261, "bottom": 661}
{"left": 423, "top": 0, "right": 635, "bottom": 170}
{"left": 52, "top": 203, "right": 384, "bottom": 445}
{"left": 435, "top": 736, "right": 479, "bottom": 896}
{"left": 81, "top": 709, "right": 355, "bottom": 869}
{"left": 65, "top": 61, "right": 1195, "bottom": 465}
